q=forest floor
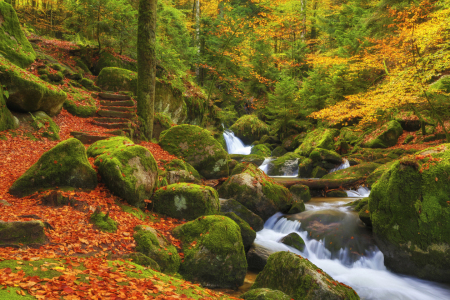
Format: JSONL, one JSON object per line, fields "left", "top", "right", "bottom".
{"left": 0, "top": 109, "right": 240, "bottom": 300}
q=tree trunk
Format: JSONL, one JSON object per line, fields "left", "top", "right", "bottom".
{"left": 137, "top": 0, "right": 157, "bottom": 140}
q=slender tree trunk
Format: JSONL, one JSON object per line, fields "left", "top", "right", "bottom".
{"left": 194, "top": 0, "right": 202, "bottom": 85}
{"left": 301, "top": 0, "right": 306, "bottom": 40}
{"left": 137, "top": 0, "right": 157, "bottom": 140}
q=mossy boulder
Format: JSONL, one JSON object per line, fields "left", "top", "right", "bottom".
{"left": 369, "top": 144, "right": 450, "bottom": 282}
{"left": 241, "top": 154, "right": 266, "bottom": 167}
{"left": 9, "top": 138, "right": 97, "bottom": 197}
{"left": 134, "top": 225, "right": 181, "bottom": 274}
{"left": 152, "top": 183, "right": 220, "bottom": 220}
{"left": 90, "top": 208, "right": 118, "bottom": 233}
{"left": 229, "top": 115, "right": 270, "bottom": 144}
{"left": 173, "top": 215, "right": 247, "bottom": 289}
{"left": 298, "top": 157, "right": 314, "bottom": 178}
{"left": 309, "top": 148, "right": 342, "bottom": 164}
{"left": 250, "top": 144, "right": 271, "bottom": 157}
{"left": 241, "top": 288, "right": 292, "bottom": 300}
{"left": 268, "top": 152, "right": 303, "bottom": 176}
{"left": 154, "top": 112, "right": 173, "bottom": 140}
{"left": 219, "top": 198, "right": 264, "bottom": 231}
{"left": 247, "top": 242, "right": 273, "bottom": 272}
{"left": 339, "top": 127, "right": 364, "bottom": 145}
{"left": 89, "top": 138, "right": 158, "bottom": 208}
{"left": 218, "top": 164, "right": 293, "bottom": 221}
{"left": 364, "top": 120, "right": 403, "bottom": 148}
{"left": 271, "top": 145, "right": 287, "bottom": 157}
{"left": 0, "top": 57, "right": 67, "bottom": 116}
{"left": 97, "top": 67, "right": 137, "bottom": 94}
{"left": 322, "top": 162, "right": 380, "bottom": 181}
{"left": 221, "top": 212, "right": 256, "bottom": 251}
{"left": 282, "top": 133, "right": 306, "bottom": 151}
{"left": 123, "top": 252, "right": 160, "bottom": 271}
{"left": 326, "top": 190, "right": 348, "bottom": 197}
{"left": 0, "top": 83, "right": 16, "bottom": 131}
{"left": 290, "top": 184, "right": 311, "bottom": 203}
{"left": 93, "top": 50, "right": 137, "bottom": 74}
{"left": 251, "top": 251, "right": 360, "bottom": 300}
{"left": 0, "top": 221, "right": 47, "bottom": 247}
{"left": 366, "top": 161, "right": 396, "bottom": 187}
{"left": 160, "top": 158, "right": 202, "bottom": 185}
{"left": 29, "top": 111, "right": 60, "bottom": 140}
{"left": 159, "top": 125, "right": 229, "bottom": 179}
{"left": 280, "top": 232, "right": 306, "bottom": 252}
{"left": 358, "top": 204, "right": 371, "bottom": 227}
{"left": 311, "top": 166, "right": 327, "bottom": 178}
{"left": 0, "top": 2, "right": 36, "bottom": 68}
{"left": 295, "top": 128, "right": 339, "bottom": 157}
{"left": 80, "top": 77, "right": 101, "bottom": 92}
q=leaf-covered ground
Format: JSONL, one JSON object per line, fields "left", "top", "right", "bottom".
{"left": 0, "top": 109, "right": 239, "bottom": 300}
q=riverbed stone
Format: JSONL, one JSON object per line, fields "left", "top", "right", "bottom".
{"left": 246, "top": 242, "right": 274, "bottom": 272}
{"left": 220, "top": 198, "right": 264, "bottom": 231}
{"left": 280, "top": 232, "right": 305, "bottom": 252}
{"left": 159, "top": 124, "right": 229, "bottom": 179}
{"left": 295, "top": 128, "right": 340, "bottom": 157}
{"left": 160, "top": 158, "right": 202, "bottom": 185}
{"left": 0, "top": 221, "right": 47, "bottom": 247}
{"left": 271, "top": 146, "right": 287, "bottom": 157}
{"left": 290, "top": 184, "right": 311, "bottom": 203}
{"left": 250, "top": 144, "right": 271, "bottom": 157}
{"left": 369, "top": 144, "right": 450, "bottom": 282}
{"left": 364, "top": 120, "right": 403, "bottom": 148}
{"left": 268, "top": 152, "right": 303, "bottom": 176}
{"left": 250, "top": 251, "right": 360, "bottom": 300}
{"left": 322, "top": 162, "right": 380, "bottom": 181}
{"left": 229, "top": 115, "right": 270, "bottom": 144}
{"left": 9, "top": 138, "right": 97, "bottom": 197}
{"left": 298, "top": 157, "right": 314, "bottom": 178}
{"left": 309, "top": 148, "right": 342, "bottom": 164}
{"left": 241, "top": 288, "right": 292, "bottom": 300}
{"left": 218, "top": 164, "right": 293, "bottom": 221}
{"left": 134, "top": 225, "right": 181, "bottom": 274}
{"left": 152, "top": 183, "right": 220, "bottom": 220}
{"left": 221, "top": 212, "right": 256, "bottom": 251}
{"left": 173, "top": 215, "right": 247, "bottom": 289}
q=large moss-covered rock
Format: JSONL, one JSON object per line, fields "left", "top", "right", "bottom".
{"left": 229, "top": 115, "right": 270, "bottom": 144}
{"left": 9, "top": 138, "right": 97, "bottom": 197}
{"left": 220, "top": 198, "right": 264, "bottom": 231}
{"left": 364, "top": 120, "right": 403, "bottom": 148}
{"left": 295, "top": 128, "right": 339, "bottom": 157}
{"left": 90, "top": 208, "right": 118, "bottom": 233}
{"left": 97, "top": 67, "right": 137, "bottom": 93}
{"left": 159, "top": 125, "right": 229, "bottom": 179}
{"left": 366, "top": 161, "right": 396, "bottom": 187}
{"left": 154, "top": 80, "right": 188, "bottom": 124}
{"left": 160, "top": 159, "right": 202, "bottom": 185}
{"left": 290, "top": 184, "right": 311, "bottom": 203}
{"left": 153, "top": 183, "right": 220, "bottom": 220}
{"left": 241, "top": 288, "right": 292, "bottom": 300}
{"left": 93, "top": 50, "right": 137, "bottom": 74}
{"left": 0, "top": 2, "right": 36, "bottom": 68}
{"left": 173, "top": 215, "right": 247, "bottom": 289}
{"left": 134, "top": 225, "right": 181, "bottom": 274}
{"left": 251, "top": 251, "right": 360, "bottom": 300}
{"left": 29, "top": 111, "right": 60, "bottom": 140}
{"left": 280, "top": 232, "right": 306, "bottom": 252}
{"left": 268, "top": 152, "right": 303, "bottom": 176}
{"left": 309, "top": 148, "right": 342, "bottom": 164}
{"left": 250, "top": 144, "right": 271, "bottom": 157}
{"left": 298, "top": 157, "right": 314, "bottom": 178}
{"left": 0, "top": 57, "right": 67, "bottom": 116}
{"left": 88, "top": 137, "right": 158, "bottom": 208}
{"left": 246, "top": 242, "right": 273, "bottom": 272}
{"left": 0, "top": 221, "right": 47, "bottom": 247}
{"left": 221, "top": 212, "right": 256, "bottom": 251}
{"left": 218, "top": 164, "right": 293, "bottom": 221}
{"left": 339, "top": 127, "right": 364, "bottom": 145}
{"left": 0, "top": 83, "right": 16, "bottom": 131}
{"left": 369, "top": 145, "right": 450, "bottom": 282}
{"left": 322, "top": 162, "right": 380, "bottom": 181}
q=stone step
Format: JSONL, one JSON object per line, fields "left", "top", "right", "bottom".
{"left": 100, "top": 100, "right": 135, "bottom": 107}
{"left": 70, "top": 131, "right": 115, "bottom": 144}
{"left": 97, "top": 109, "right": 135, "bottom": 119}
{"left": 99, "top": 105, "right": 135, "bottom": 113}
{"left": 92, "top": 121, "right": 132, "bottom": 129}
{"left": 93, "top": 117, "right": 128, "bottom": 124}
{"left": 98, "top": 92, "right": 131, "bottom": 101}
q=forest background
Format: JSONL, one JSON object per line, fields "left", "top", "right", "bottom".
{"left": 5, "top": 0, "right": 450, "bottom": 140}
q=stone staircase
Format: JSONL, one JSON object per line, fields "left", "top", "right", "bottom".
{"left": 71, "top": 92, "right": 137, "bottom": 144}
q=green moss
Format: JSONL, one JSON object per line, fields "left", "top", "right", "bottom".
{"left": 29, "top": 112, "right": 60, "bottom": 140}
{"left": 0, "top": 2, "right": 36, "bottom": 68}
{"left": 159, "top": 125, "right": 229, "bottom": 179}
{"left": 221, "top": 212, "right": 256, "bottom": 250}
{"left": 90, "top": 210, "right": 118, "bottom": 233}
{"left": 87, "top": 136, "right": 134, "bottom": 158}
{"left": 219, "top": 198, "right": 265, "bottom": 231}
{"left": 120, "top": 204, "right": 147, "bottom": 220}
{"left": 94, "top": 50, "right": 137, "bottom": 74}
{"left": 0, "top": 259, "right": 65, "bottom": 281}
{"left": 95, "top": 144, "right": 158, "bottom": 208}
{"left": 290, "top": 184, "right": 311, "bottom": 202}
{"left": 270, "top": 152, "right": 303, "bottom": 176}
{"left": 162, "top": 159, "right": 201, "bottom": 180}
{"left": 153, "top": 183, "right": 219, "bottom": 220}
{"left": 0, "top": 286, "right": 35, "bottom": 299}
{"left": 9, "top": 138, "right": 97, "bottom": 197}
{"left": 63, "top": 86, "right": 97, "bottom": 118}
{"left": 229, "top": 115, "right": 270, "bottom": 144}
{"left": 366, "top": 161, "right": 396, "bottom": 187}
{"left": 309, "top": 148, "right": 342, "bottom": 164}
{"left": 251, "top": 251, "right": 359, "bottom": 300}
{"left": 280, "top": 232, "right": 305, "bottom": 252}
{"left": 0, "top": 84, "right": 15, "bottom": 131}
{"left": 251, "top": 144, "right": 271, "bottom": 157}
{"left": 123, "top": 252, "right": 160, "bottom": 271}
{"left": 173, "top": 215, "right": 247, "bottom": 289}
{"left": 80, "top": 78, "right": 101, "bottom": 92}
{"left": 364, "top": 120, "right": 404, "bottom": 148}
{"left": 311, "top": 166, "right": 327, "bottom": 178}
{"left": 0, "top": 56, "right": 67, "bottom": 116}
{"left": 0, "top": 221, "right": 47, "bottom": 246}
{"left": 327, "top": 190, "right": 348, "bottom": 197}
{"left": 322, "top": 162, "right": 381, "bottom": 180}
{"left": 241, "top": 288, "right": 291, "bottom": 300}
{"left": 134, "top": 226, "right": 181, "bottom": 274}
{"left": 298, "top": 157, "right": 314, "bottom": 178}
{"left": 271, "top": 146, "right": 287, "bottom": 157}
{"left": 295, "top": 128, "right": 339, "bottom": 157}
{"left": 339, "top": 127, "right": 364, "bottom": 145}
{"left": 97, "top": 67, "right": 137, "bottom": 94}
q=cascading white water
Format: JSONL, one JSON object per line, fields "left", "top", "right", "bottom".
{"left": 329, "top": 158, "right": 350, "bottom": 173}
{"left": 223, "top": 130, "right": 252, "bottom": 155}
{"left": 280, "top": 158, "right": 299, "bottom": 176}
{"left": 256, "top": 205, "right": 450, "bottom": 300}
{"left": 258, "top": 157, "right": 274, "bottom": 173}
{"left": 346, "top": 186, "right": 371, "bottom": 197}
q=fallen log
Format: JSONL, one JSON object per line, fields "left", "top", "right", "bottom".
{"left": 272, "top": 177, "right": 364, "bottom": 190}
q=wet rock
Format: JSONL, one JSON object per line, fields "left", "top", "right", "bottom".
{"left": 363, "top": 120, "right": 403, "bottom": 148}
{"left": 271, "top": 146, "right": 287, "bottom": 157}
{"left": 280, "top": 232, "right": 305, "bottom": 252}
{"left": 220, "top": 198, "right": 264, "bottom": 231}
{"left": 246, "top": 242, "right": 274, "bottom": 272}
{"left": 295, "top": 128, "right": 339, "bottom": 157}
{"left": 0, "top": 221, "right": 47, "bottom": 247}
{"left": 251, "top": 144, "right": 271, "bottom": 157}
{"left": 230, "top": 115, "right": 270, "bottom": 144}
{"left": 290, "top": 184, "right": 311, "bottom": 203}
{"left": 241, "top": 288, "right": 291, "bottom": 300}
{"left": 221, "top": 212, "right": 256, "bottom": 251}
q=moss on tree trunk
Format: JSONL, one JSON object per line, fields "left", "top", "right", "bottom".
{"left": 137, "top": 0, "right": 157, "bottom": 139}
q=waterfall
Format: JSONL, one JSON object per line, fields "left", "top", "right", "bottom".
{"left": 256, "top": 208, "right": 450, "bottom": 300}
{"left": 258, "top": 157, "right": 274, "bottom": 174}
{"left": 329, "top": 158, "right": 350, "bottom": 173}
{"left": 223, "top": 130, "right": 252, "bottom": 155}
{"left": 346, "top": 186, "right": 371, "bottom": 198}
{"left": 280, "top": 158, "right": 299, "bottom": 176}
